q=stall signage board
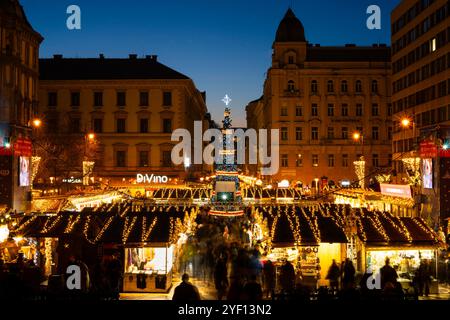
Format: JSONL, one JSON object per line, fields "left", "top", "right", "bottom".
{"left": 439, "top": 149, "right": 450, "bottom": 158}
{"left": 420, "top": 141, "right": 437, "bottom": 158}
{"left": 380, "top": 183, "right": 412, "bottom": 199}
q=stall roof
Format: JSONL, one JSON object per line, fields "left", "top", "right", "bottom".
{"left": 11, "top": 205, "right": 196, "bottom": 245}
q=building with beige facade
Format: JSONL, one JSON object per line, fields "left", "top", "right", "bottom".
{"left": 0, "top": 0, "right": 42, "bottom": 210}
{"left": 37, "top": 54, "right": 209, "bottom": 188}
{"left": 246, "top": 8, "right": 392, "bottom": 188}
{"left": 391, "top": 0, "right": 450, "bottom": 225}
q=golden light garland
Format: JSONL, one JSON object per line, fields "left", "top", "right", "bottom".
{"left": 411, "top": 218, "right": 438, "bottom": 240}
{"left": 381, "top": 211, "right": 412, "bottom": 243}
{"left": 64, "top": 215, "right": 81, "bottom": 234}
{"left": 285, "top": 206, "right": 302, "bottom": 245}
{"left": 14, "top": 215, "right": 38, "bottom": 233}
{"left": 141, "top": 216, "right": 157, "bottom": 242}
{"left": 121, "top": 216, "right": 137, "bottom": 243}
{"left": 300, "top": 207, "right": 320, "bottom": 243}
{"left": 355, "top": 216, "right": 367, "bottom": 242}
{"left": 41, "top": 215, "right": 63, "bottom": 234}
{"left": 368, "top": 214, "right": 390, "bottom": 242}
{"left": 83, "top": 216, "right": 96, "bottom": 244}
{"left": 353, "top": 159, "right": 366, "bottom": 189}
{"left": 94, "top": 216, "right": 115, "bottom": 243}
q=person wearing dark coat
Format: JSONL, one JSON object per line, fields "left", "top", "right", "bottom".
{"left": 214, "top": 258, "right": 229, "bottom": 300}
{"left": 172, "top": 273, "right": 201, "bottom": 301}
{"left": 342, "top": 258, "right": 356, "bottom": 289}
{"left": 380, "top": 258, "right": 398, "bottom": 289}
{"left": 418, "top": 260, "right": 431, "bottom": 296}
{"left": 243, "top": 275, "right": 263, "bottom": 300}
{"left": 263, "top": 260, "right": 276, "bottom": 299}
{"left": 279, "top": 260, "right": 295, "bottom": 294}
{"left": 326, "top": 259, "right": 340, "bottom": 292}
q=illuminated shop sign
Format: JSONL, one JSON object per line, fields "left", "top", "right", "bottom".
{"left": 380, "top": 183, "right": 412, "bottom": 199}
{"left": 62, "top": 177, "right": 82, "bottom": 184}
{"left": 136, "top": 173, "right": 169, "bottom": 184}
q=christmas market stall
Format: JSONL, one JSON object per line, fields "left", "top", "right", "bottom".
{"left": 255, "top": 205, "right": 348, "bottom": 290}
{"left": 11, "top": 203, "right": 198, "bottom": 293}
{"left": 351, "top": 207, "right": 439, "bottom": 292}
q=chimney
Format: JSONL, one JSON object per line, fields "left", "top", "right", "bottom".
{"left": 146, "top": 55, "right": 158, "bottom": 62}
{"left": 53, "top": 54, "right": 63, "bottom": 59}
{"left": 129, "top": 54, "right": 137, "bottom": 59}
{"left": 99, "top": 53, "right": 105, "bottom": 59}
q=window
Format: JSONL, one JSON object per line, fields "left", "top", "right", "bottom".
{"left": 94, "top": 92, "right": 103, "bottom": 107}
{"left": 328, "top": 154, "right": 335, "bottom": 167}
{"left": 388, "top": 103, "right": 393, "bottom": 116}
{"left": 355, "top": 80, "right": 362, "bottom": 93}
{"left": 288, "top": 56, "right": 294, "bottom": 64}
{"left": 341, "top": 80, "right": 348, "bottom": 93}
{"left": 163, "top": 91, "right": 172, "bottom": 106}
{"left": 117, "top": 118, "right": 126, "bottom": 133}
{"left": 281, "top": 127, "right": 288, "bottom": 141}
{"left": 388, "top": 154, "right": 392, "bottom": 167}
{"left": 311, "top": 80, "right": 318, "bottom": 93}
{"left": 295, "top": 106, "right": 303, "bottom": 116}
{"left": 388, "top": 127, "right": 393, "bottom": 140}
{"left": 140, "top": 118, "right": 149, "bottom": 133}
{"left": 311, "top": 103, "right": 318, "bottom": 117}
{"left": 163, "top": 119, "right": 172, "bottom": 133}
{"left": 341, "top": 104, "right": 348, "bottom": 116}
{"left": 342, "top": 154, "right": 349, "bottom": 167}
{"left": 327, "top": 80, "right": 334, "bottom": 93}
{"left": 162, "top": 151, "right": 172, "bottom": 166}
{"left": 311, "top": 127, "right": 319, "bottom": 140}
{"left": 281, "top": 154, "right": 288, "bottom": 167}
{"left": 287, "top": 80, "right": 295, "bottom": 92}
{"left": 295, "top": 127, "right": 302, "bottom": 141}
{"left": 372, "top": 126, "right": 379, "bottom": 140}
{"left": 69, "top": 118, "right": 80, "bottom": 133}
{"left": 139, "top": 91, "right": 149, "bottom": 107}
{"left": 327, "top": 103, "right": 334, "bottom": 116}
{"left": 312, "top": 154, "right": 319, "bottom": 167}
{"left": 372, "top": 154, "right": 379, "bottom": 167}
{"left": 93, "top": 118, "right": 103, "bottom": 133}
{"left": 372, "top": 103, "right": 379, "bottom": 116}
{"left": 139, "top": 151, "right": 149, "bottom": 167}
{"left": 430, "top": 38, "right": 436, "bottom": 52}
{"left": 71, "top": 92, "right": 80, "bottom": 107}
{"left": 280, "top": 107, "right": 288, "bottom": 116}
{"left": 327, "top": 127, "right": 334, "bottom": 139}
{"left": 117, "top": 91, "right": 126, "bottom": 107}
{"left": 48, "top": 92, "right": 57, "bottom": 107}
{"left": 116, "top": 151, "right": 126, "bottom": 167}
{"left": 356, "top": 103, "right": 363, "bottom": 116}
{"left": 371, "top": 80, "right": 378, "bottom": 93}
{"left": 341, "top": 127, "right": 348, "bottom": 139}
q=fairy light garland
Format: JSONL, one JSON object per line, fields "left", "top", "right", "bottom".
{"left": 121, "top": 216, "right": 137, "bottom": 243}
{"left": 141, "top": 216, "right": 157, "bottom": 242}
{"left": 368, "top": 214, "right": 390, "bottom": 242}
{"left": 83, "top": 216, "right": 96, "bottom": 244}
{"left": 64, "top": 215, "right": 81, "bottom": 234}
{"left": 94, "top": 216, "right": 115, "bottom": 243}
{"left": 411, "top": 218, "right": 438, "bottom": 240}
{"left": 355, "top": 216, "right": 367, "bottom": 242}
{"left": 285, "top": 207, "right": 301, "bottom": 245}
{"left": 300, "top": 207, "right": 320, "bottom": 243}
{"left": 41, "top": 215, "right": 63, "bottom": 234}
{"left": 381, "top": 211, "right": 412, "bottom": 243}
{"left": 14, "top": 215, "right": 38, "bottom": 233}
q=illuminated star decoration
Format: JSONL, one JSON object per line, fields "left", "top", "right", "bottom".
{"left": 222, "top": 94, "right": 232, "bottom": 106}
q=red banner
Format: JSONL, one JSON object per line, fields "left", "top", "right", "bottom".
{"left": 440, "top": 149, "right": 450, "bottom": 158}
{"left": 13, "top": 138, "right": 32, "bottom": 157}
{"left": 420, "top": 140, "right": 437, "bottom": 158}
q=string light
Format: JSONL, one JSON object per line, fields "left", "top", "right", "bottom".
{"left": 83, "top": 216, "right": 96, "bottom": 244}
{"left": 94, "top": 216, "right": 115, "bottom": 243}
{"left": 41, "top": 215, "right": 62, "bottom": 234}
{"left": 121, "top": 216, "right": 137, "bottom": 243}
{"left": 141, "top": 216, "right": 157, "bottom": 242}
{"left": 64, "top": 215, "right": 81, "bottom": 234}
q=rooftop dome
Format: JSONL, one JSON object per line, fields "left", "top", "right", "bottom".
{"left": 275, "top": 8, "right": 306, "bottom": 42}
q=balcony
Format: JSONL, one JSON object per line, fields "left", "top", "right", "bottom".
{"left": 283, "top": 89, "right": 302, "bottom": 97}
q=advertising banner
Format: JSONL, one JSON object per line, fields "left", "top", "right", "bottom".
{"left": 0, "top": 156, "right": 13, "bottom": 208}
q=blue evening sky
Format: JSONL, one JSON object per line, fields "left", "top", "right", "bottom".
{"left": 21, "top": 0, "right": 400, "bottom": 127}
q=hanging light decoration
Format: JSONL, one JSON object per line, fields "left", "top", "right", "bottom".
{"left": 353, "top": 157, "right": 366, "bottom": 189}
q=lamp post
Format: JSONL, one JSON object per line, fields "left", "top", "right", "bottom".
{"left": 352, "top": 131, "right": 365, "bottom": 188}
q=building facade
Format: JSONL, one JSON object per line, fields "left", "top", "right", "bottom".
{"left": 246, "top": 9, "right": 392, "bottom": 188}
{"left": 0, "top": 0, "right": 42, "bottom": 211}
{"left": 37, "top": 54, "right": 209, "bottom": 189}
{"left": 391, "top": 0, "right": 450, "bottom": 226}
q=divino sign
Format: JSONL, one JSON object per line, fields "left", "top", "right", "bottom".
{"left": 136, "top": 173, "right": 168, "bottom": 184}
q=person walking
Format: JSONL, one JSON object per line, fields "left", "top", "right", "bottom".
{"left": 243, "top": 275, "right": 263, "bottom": 300}
{"left": 380, "top": 257, "right": 398, "bottom": 290}
{"left": 342, "top": 258, "right": 356, "bottom": 290}
{"left": 263, "top": 260, "right": 276, "bottom": 299}
{"left": 172, "top": 273, "right": 201, "bottom": 301}
{"left": 418, "top": 259, "right": 431, "bottom": 297}
{"left": 279, "top": 259, "right": 295, "bottom": 294}
{"left": 326, "top": 259, "right": 340, "bottom": 293}
{"left": 214, "top": 257, "right": 229, "bottom": 300}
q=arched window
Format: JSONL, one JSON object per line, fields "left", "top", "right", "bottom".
{"left": 355, "top": 80, "right": 362, "bottom": 93}
{"left": 287, "top": 80, "right": 295, "bottom": 92}
{"left": 371, "top": 80, "right": 378, "bottom": 93}
{"left": 311, "top": 80, "right": 318, "bottom": 93}
{"left": 327, "top": 80, "right": 334, "bottom": 93}
{"left": 288, "top": 55, "right": 294, "bottom": 64}
{"left": 341, "top": 80, "right": 348, "bottom": 93}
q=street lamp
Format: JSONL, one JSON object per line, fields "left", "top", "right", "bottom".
{"left": 352, "top": 132, "right": 361, "bottom": 142}
{"left": 87, "top": 133, "right": 95, "bottom": 142}
{"left": 401, "top": 118, "right": 411, "bottom": 128}
{"left": 32, "top": 118, "right": 42, "bottom": 128}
